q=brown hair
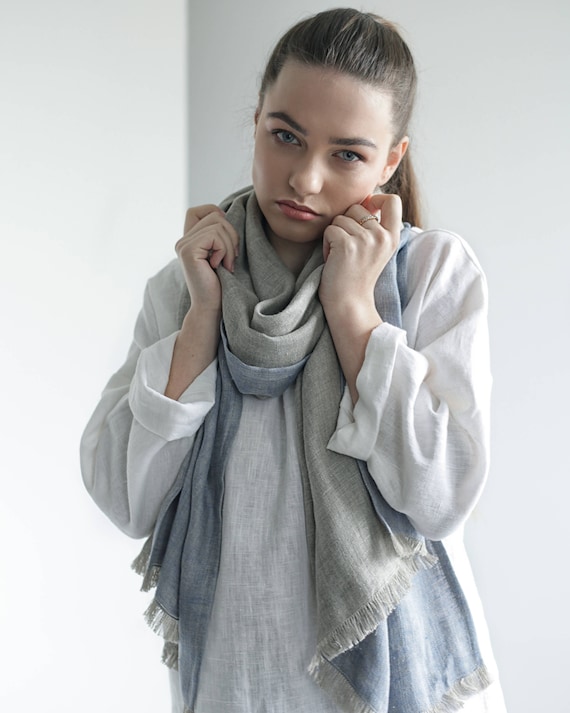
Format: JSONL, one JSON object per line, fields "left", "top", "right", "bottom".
{"left": 258, "top": 8, "right": 422, "bottom": 227}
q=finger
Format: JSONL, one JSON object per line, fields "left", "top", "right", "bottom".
{"left": 359, "top": 194, "right": 381, "bottom": 221}
{"left": 322, "top": 231, "right": 331, "bottom": 262}
{"left": 175, "top": 222, "right": 234, "bottom": 265}
{"left": 330, "top": 214, "right": 369, "bottom": 234}
{"left": 191, "top": 214, "right": 238, "bottom": 250}
{"left": 342, "top": 202, "right": 381, "bottom": 230}
{"left": 193, "top": 211, "right": 239, "bottom": 255}
{"left": 178, "top": 214, "right": 239, "bottom": 266}
{"left": 183, "top": 204, "right": 225, "bottom": 234}
{"left": 207, "top": 221, "right": 239, "bottom": 271}
{"left": 364, "top": 194, "right": 402, "bottom": 236}
{"left": 332, "top": 212, "right": 378, "bottom": 235}
{"left": 209, "top": 232, "right": 237, "bottom": 271}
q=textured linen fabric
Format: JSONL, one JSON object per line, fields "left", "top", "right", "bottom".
{"left": 137, "top": 195, "right": 488, "bottom": 713}
{"left": 193, "top": 390, "right": 338, "bottom": 713}
{"left": 81, "top": 227, "right": 507, "bottom": 712}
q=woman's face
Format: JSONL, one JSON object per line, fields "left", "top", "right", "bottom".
{"left": 252, "top": 60, "right": 408, "bottom": 259}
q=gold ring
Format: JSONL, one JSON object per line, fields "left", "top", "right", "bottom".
{"left": 358, "top": 214, "right": 379, "bottom": 226}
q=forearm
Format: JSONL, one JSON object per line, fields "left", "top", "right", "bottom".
{"left": 327, "top": 257, "right": 492, "bottom": 541}
{"left": 165, "top": 305, "right": 221, "bottom": 400}
{"left": 324, "top": 297, "right": 382, "bottom": 405}
{"left": 165, "top": 202, "right": 239, "bottom": 402}
{"left": 82, "top": 398, "right": 193, "bottom": 538}
{"left": 82, "top": 333, "right": 218, "bottom": 537}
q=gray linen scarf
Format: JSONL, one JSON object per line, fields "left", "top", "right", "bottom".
{"left": 133, "top": 188, "right": 492, "bottom": 713}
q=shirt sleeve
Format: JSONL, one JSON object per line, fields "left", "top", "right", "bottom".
{"left": 327, "top": 230, "right": 492, "bottom": 540}
{"left": 80, "top": 261, "right": 217, "bottom": 538}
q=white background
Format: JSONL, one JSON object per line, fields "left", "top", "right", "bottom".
{"left": 1, "top": 1, "right": 569, "bottom": 711}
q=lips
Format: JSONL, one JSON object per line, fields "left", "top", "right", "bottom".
{"left": 276, "top": 200, "right": 320, "bottom": 221}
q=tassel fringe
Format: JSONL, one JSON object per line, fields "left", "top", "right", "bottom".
{"left": 131, "top": 535, "right": 152, "bottom": 576}
{"left": 309, "top": 657, "right": 376, "bottom": 713}
{"left": 313, "top": 548, "right": 436, "bottom": 662}
{"left": 132, "top": 539, "right": 181, "bottom": 670}
{"left": 143, "top": 598, "right": 180, "bottom": 643}
{"left": 309, "top": 659, "right": 493, "bottom": 713}
{"left": 140, "top": 565, "right": 160, "bottom": 593}
{"left": 131, "top": 536, "right": 161, "bottom": 592}
{"left": 392, "top": 533, "right": 433, "bottom": 559}
{"left": 423, "top": 665, "right": 494, "bottom": 713}
{"left": 162, "top": 641, "right": 179, "bottom": 670}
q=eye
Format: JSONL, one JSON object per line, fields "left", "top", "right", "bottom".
{"left": 272, "top": 129, "right": 301, "bottom": 146}
{"left": 336, "top": 150, "right": 364, "bottom": 163}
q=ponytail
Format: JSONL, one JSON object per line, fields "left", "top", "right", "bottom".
{"left": 384, "top": 150, "right": 422, "bottom": 228}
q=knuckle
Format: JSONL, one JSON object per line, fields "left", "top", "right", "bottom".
{"left": 174, "top": 235, "right": 187, "bottom": 254}
{"left": 184, "top": 204, "right": 223, "bottom": 229}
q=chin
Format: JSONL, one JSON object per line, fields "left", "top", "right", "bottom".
{"left": 270, "top": 215, "right": 324, "bottom": 243}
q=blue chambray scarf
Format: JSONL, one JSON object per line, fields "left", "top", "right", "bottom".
{"left": 133, "top": 188, "right": 492, "bottom": 713}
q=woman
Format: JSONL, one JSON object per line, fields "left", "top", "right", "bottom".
{"left": 81, "top": 8, "right": 507, "bottom": 712}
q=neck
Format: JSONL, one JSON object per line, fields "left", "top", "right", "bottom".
{"left": 266, "top": 229, "right": 320, "bottom": 277}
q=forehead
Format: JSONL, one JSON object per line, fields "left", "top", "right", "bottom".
{"left": 262, "top": 60, "right": 394, "bottom": 139}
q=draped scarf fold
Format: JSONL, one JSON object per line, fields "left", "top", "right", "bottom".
{"left": 133, "top": 188, "right": 492, "bottom": 713}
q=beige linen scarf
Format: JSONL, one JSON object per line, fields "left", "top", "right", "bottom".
{"left": 134, "top": 187, "right": 491, "bottom": 713}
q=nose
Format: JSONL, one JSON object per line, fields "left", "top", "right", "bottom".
{"left": 288, "top": 154, "right": 324, "bottom": 198}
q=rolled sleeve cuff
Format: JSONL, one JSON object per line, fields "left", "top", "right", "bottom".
{"left": 129, "top": 332, "right": 217, "bottom": 441}
{"left": 327, "top": 322, "right": 409, "bottom": 460}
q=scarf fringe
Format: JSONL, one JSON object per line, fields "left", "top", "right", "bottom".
{"left": 309, "top": 660, "right": 493, "bottom": 713}
{"left": 131, "top": 535, "right": 152, "bottom": 574}
{"left": 313, "top": 546, "right": 436, "bottom": 662}
{"left": 131, "top": 536, "right": 162, "bottom": 592}
{"left": 392, "top": 533, "right": 432, "bottom": 558}
{"left": 423, "top": 665, "right": 494, "bottom": 713}
{"left": 131, "top": 535, "right": 161, "bottom": 591}
{"left": 162, "top": 641, "right": 179, "bottom": 670}
{"left": 139, "top": 565, "right": 160, "bottom": 592}
{"left": 308, "top": 657, "right": 375, "bottom": 713}
{"left": 143, "top": 598, "right": 180, "bottom": 643}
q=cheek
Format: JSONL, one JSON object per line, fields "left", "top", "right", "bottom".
{"left": 252, "top": 142, "right": 272, "bottom": 189}
{"left": 251, "top": 148, "right": 264, "bottom": 191}
{"left": 333, "top": 172, "right": 379, "bottom": 206}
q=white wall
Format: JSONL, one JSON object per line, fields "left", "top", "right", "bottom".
{"left": 2, "top": 1, "right": 568, "bottom": 712}
{"left": 1, "top": 1, "right": 186, "bottom": 710}
{"left": 187, "top": 1, "right": 570, "bottom": 712}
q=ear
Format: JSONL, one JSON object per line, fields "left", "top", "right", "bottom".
{"left": 254, "top": 101, "right": 263, "bottom": 125}
{"left": 253, "top": 107, "right": 261, "bottom": 137}
{"left": 379, "top": 136, "right": 409, "bottom": 186}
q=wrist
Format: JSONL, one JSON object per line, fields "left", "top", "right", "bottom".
{"left": 323, "top": 299, "right": 381, "bottom": 407}
{"left": 165, "top": 306, "right": 221, "bottom": 401}
{"left": 181, "top": 303, "right": 221, "bottom": 332}
{"left": 322, "top": 296, "right": 382, "bottom": 332}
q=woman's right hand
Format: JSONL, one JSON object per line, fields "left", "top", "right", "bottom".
{"left": 165, "top": 205, "right": 238, "bottom": 400}
{"left": 175, "top": 204, "right": 239, "bottom": 312}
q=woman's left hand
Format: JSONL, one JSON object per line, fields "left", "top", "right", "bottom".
{"left": 318, "top": 193, "right": 403, "bottom": 404}
{"left": 318, "top": 193, "right": 402, "bottom": 313}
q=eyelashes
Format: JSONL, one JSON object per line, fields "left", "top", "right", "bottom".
{"left": 270, "top": 129, "right": 365, "bottom": 163}
{"left": 272, "top": 129, "right": 301, "bottom": 146}
{"left": 336, "top": 150, "right": 363, "bottom": 163}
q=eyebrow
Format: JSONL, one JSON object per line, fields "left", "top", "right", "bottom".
{"left": 267, "top": 111, "right": 307, "bottom": 136}
{"left": 267, "top": 111, "right": 377, "bottom": 150}
{"left": 330, "top": 136, "right": 377, "bottom": 149}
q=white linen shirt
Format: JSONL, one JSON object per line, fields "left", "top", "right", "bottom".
{"left": 81, "top": 228, "right": 507, "bottom": 712}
